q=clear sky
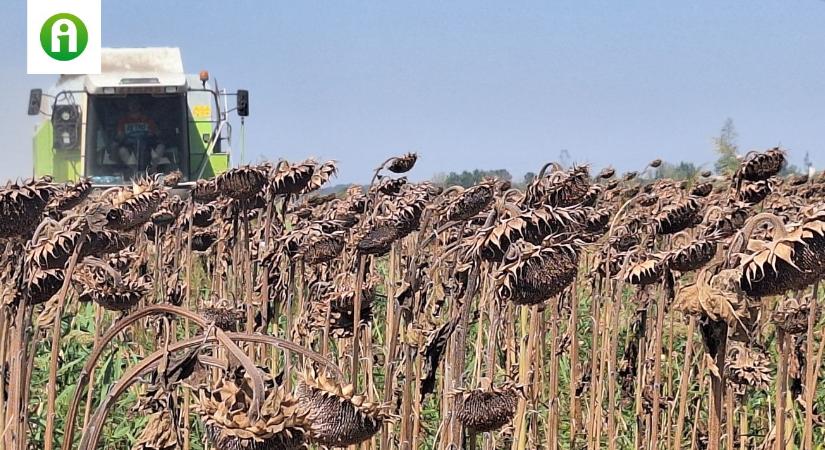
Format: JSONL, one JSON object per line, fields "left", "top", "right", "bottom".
{"left": 1, "top": 1, "right": 823, "bottom": 183}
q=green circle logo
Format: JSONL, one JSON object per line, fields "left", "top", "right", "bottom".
{"left": 39, "top": 13, "right": 88, "bottom": 61}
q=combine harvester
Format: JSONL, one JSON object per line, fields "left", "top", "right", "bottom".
{"left": 27, "top": 47, "right": 248, "bottom": 186}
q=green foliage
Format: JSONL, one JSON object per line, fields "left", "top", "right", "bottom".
{"left": 441, "top": 169, "right": 512, "bottom": 187}
{"left": 27, "top": 302, "right": 205, "bottom": 450}
{"left": 714, "top": 118, "right": 739, "bottom": 175}
{"left": 653, "top": 161, "right": 699, "bottom": 180}
{"left": 523, "top": 171, "right": 537, "bottom": 185}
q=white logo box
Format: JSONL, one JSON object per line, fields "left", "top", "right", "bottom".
{"left": 27, "top": 0, "right": 101, "bottom": 74}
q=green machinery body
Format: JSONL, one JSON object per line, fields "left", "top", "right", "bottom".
{"left": 29, "top": 48, "right": 241, "bottom": 185}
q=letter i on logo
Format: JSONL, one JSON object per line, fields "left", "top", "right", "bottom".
{"left": 52, "top": 19, "right": 78, "bottom": 53}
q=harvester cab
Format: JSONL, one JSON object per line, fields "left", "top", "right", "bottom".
{"left": 27, "top": 47, "right": 249, "bottom": 186}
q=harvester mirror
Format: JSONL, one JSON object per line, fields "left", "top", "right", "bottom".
{"left": 51, "top": 104, "right": 81, "bottom": 150}
{"left": 237, "top": 89, "right": 249, "bottom": 117}
{"left": 27, "top": 89, "right": 43, "bottom": 115}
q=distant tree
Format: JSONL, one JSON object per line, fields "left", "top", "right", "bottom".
{"left": 523, "top": 171, "right": 536, "bottom": 185}
{"left": 442, "top": 169, "right": 512, "bottom": 187}
{"left": 714, "top": 118, "right": 740, "bottom": 175}
{"left": 559, "top": 149, "right": 572, "bottom": 169}
{"left": 780, "top": 164, "right": 801, "bottom": 176}
{"left": 654, "top": 161, "right": 698, "bottom": 180}
{"left": 489, "top": 169, "right": 513, "bottom": 182}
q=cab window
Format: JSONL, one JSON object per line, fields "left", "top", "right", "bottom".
{"left": 85, "top": 94, "right": 188, "bottom": 184}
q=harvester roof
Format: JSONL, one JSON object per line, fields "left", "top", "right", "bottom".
{"left": 54, "top": 47, "right": 188, "bottom": 94}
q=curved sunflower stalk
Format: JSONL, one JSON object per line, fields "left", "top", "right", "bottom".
{"left": 7, "top": 209, "right": 87, "bottom": 449}
{"left": 520, "top": 161, "right": 561, "bottom": 207}
{"left": 63, "top": 303, "right": 344, "bottom": 450}
{"left": 78, "top": 328, "right": 335, "bottom": 450}
{"left": 594, "top": 188, "right": 646, "bottom": 450}
{"left": 359, "top": 153, "right": 420, "bottom": 234}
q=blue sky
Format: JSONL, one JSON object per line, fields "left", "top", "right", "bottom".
{"left": 1, "top": 1, "right": 823, "bottom": 183}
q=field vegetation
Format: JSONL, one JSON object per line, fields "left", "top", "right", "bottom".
{"left": 1, "top": 145, "right": 824, "bottom": 450}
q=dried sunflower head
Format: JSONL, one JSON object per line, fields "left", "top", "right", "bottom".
{"left": 624, "top": 255, "right": 665, "bottom": 286}
{"left": 191, "top": 203, "right": 216, "bottom": 228}
{"left": 216, "top": 165, "right": 268, "bottom": 201}
{"left": 82, "top": 229, "right": 133, "bottom": 258}
{"left": 443, "top": 181, "right": 496, "bottom": 223}
{"left": 455, "top": 380, "right": 522, "bottom": 433}
{"left": 375, "top": 176, "right": 407, "bottom": 196}
{"left": 270, "top": 159, "right": 316, "bottom": 195}
{"left": 356, "top": 223, "right": 399, "bottom": 256}
{"left": 738, "top": 180, "right": 772, "bottom": 205}
{"left": 690, "top": 182, "right": 713, "bottom": 198}
{"left": 738, "top": 224, "right": 821, "bottom": 297}
{"left": 191, "top": 178, "right": 220, "bottom": 203}
{"left": 771, "top": 296, "right": 816, "bottom": 335}
{"left": 654, "top": 197, "right": 702, "bottom": 235}
{"left": 736, "top": 147, "right": 785, "bottom": 183}
{"left": 191, "top": 230, "right": 218, "bottom": 252}
{"left": 387, "top": 152, "right": 418, "bottom": 174}
{"left": 702, "top": 203, "right": 750, "bottom": 239}
{"left": 531, "top": 165, "right": 591, "bottom": 208}
{"left": 131, "top": 410, "right": 178, "bottom": 450}
{"left": 0, "top": 177, "right": 56, "bottom": 238}
{"left": 598, "top": 167, "right": 616, "bottom": 179}
{"left": 27, "top": 218, "right": 86, "bottom": 269}
{"left": 673, "top": 269, "right": 743, "bottom": 325}
{"left": 471, "top": 215, "right": 528, "bottom": 262}
{"left": 495, "top": 240, "right": 580, "bottom": 305}
{"left": 281, "top": 223, "right": 345, "bottom": 265}
{"left": 106, "top": 182, "right": 168, "bottom": 231}
{"left": 300, "top": 161, "right": 338, "bottom": 194}
{"left": 23, "top": 267, "right": 65, "bottom": 305}
{"left": 305, "top": 282, "right": 375, "bottom": 338}
{"left": 520, "top": 206, "right": 587, "bottom": 245}
{"left": 666, "top": 239, "right": 716, "bottom": 273}
{"left": 582, "top": 208, "right": 611, "bottom": 237}
{"left": 161, "top": 170, "right": 183, "bottom": 187}
{"left": 296, "top": 367, "right": 387, "bottom": 447}
{"left": 75, "top": 265, "right": 150, "bottom": 311}
{"left": 201, "top": 298, "right": 244, "bottom": 332}
{"left": 47, "top": 177, "right": 92, "bottom": 213}
{"left": 194, "top": 372, "right": 307, "bottom": 450}
{"left": 725, "top": 341, "right": 772, "bottom": 394}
